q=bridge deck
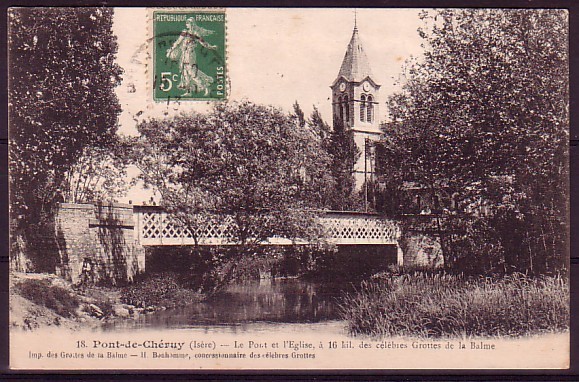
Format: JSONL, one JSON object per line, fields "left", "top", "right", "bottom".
{"left": 134, "top": 207, "right": 400, "bottom": 246}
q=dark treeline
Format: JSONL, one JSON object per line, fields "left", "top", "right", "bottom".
{"left": 372, "top": 9, "right": 568, "bottom": 276}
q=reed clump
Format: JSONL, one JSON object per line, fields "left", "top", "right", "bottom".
{"left": 339, "top": 272, "right": 569, "bottom": 338}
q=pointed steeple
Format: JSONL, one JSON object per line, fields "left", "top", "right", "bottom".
{"left": 336, "top": 25, "right": 375, "bottom": 84}
{"left": 330, "top": 19, "right": 382, "bottom": 192}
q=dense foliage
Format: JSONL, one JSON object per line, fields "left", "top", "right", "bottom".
{"left": 132, "top": 102, "right": 335, "bottom": 292}
{"left": 62, "top": 143, "right": 132, "bottom": 204}
{"left": 120, "top": 272, "right": 203, "bottom": 309}
{"left": 9, "top": 8, "right": 124, "bottom": 271}
{"left": 327, "top": 120, "right": 362, "bottom": 211}
{"left": 296, "top": 102, "right": 361, "bottom": 211}
{"left": 377, "top": 9, "right": 568, "bottom": 274}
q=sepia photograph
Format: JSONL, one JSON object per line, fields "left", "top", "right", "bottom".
{"left": 7, "top": 7, "right": 570, "bottom": 370}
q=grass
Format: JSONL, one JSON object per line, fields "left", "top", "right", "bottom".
{"left": 338, "top": 272, "right": 569, "bottom": 338}
{"left": 16, "top": 279, "right": 81, "bottom": 318}
{"left": 120, "top": 272, "right": 204, "bottom": 308}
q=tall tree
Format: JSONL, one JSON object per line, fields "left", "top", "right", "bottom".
{"left": 327, "top": 120, "right": 361, "bottom": 211}
{"left": 305, "top": 106, "right": 335, "bottom": 208}
{"left": 292, "top": 101, "right": 306, "bottom": 128}
{"left": 308, "top": 105, "right": 332, "bottom": 143}
{"left": 62, "top": 140, "right": 132, "bottom": 204}
{"left": 132, "top": 102, "right": 333, "bottom": 291}
{"left": 291, "top": 103, "right": 360, "bottom": 211}
{"left": 9, "top": 8, "right": 123, "bottom": 271}
{"left": 380, "top": 9, "right": 568, "bottom": 274}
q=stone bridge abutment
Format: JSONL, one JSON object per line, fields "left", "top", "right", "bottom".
{"left": 55, "top": 203, "right": 145, "bottom": 285}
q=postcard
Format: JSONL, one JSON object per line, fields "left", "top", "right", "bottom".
{"left": 8, "top": 7, "right": 569, "bottom": 370}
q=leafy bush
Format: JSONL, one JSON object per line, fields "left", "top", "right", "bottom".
{"left": 16, "top": 279, "right": 80, "bottom": 318}
{"left": 339, "top": 272, "right": 569, "bottom": 338}
{"left": 120, "top": 272, "right": 203, "bottom": 308}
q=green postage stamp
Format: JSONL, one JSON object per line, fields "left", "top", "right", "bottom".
{"left": 152, "top": 10, "right": 226, "bottom": 101}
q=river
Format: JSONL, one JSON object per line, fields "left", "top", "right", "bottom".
{"left": 103, "top": 278, "right": 355, "bottom": 335}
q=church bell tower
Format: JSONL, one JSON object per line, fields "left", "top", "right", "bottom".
{"left": 331, "top": 22, "right": 381, "bottom": 190}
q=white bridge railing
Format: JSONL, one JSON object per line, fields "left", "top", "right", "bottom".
{"left": 134, "top": 206, "right": 400, "bottom": 246}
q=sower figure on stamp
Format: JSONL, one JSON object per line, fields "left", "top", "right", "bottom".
{"left": 166, "top": 17, "right": 217, "bottom": 96}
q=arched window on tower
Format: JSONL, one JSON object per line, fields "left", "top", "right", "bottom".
{"left": 366, "top": 95, "right": 373, "bottom": 123}
{"left": 360, "top": 95, "right": 366, "bottom": 122}
{"left": 451, "top": 192, "right": 460, "bottom": 210}
{"left": 338, "top": 96, "right": 344, "bottom": 122}
{"left": 344, "top": 95, "right": 349, "bottom": 124}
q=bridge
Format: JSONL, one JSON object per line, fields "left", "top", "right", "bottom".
{"left": 53, "top": 203, "right": 406, "bottom": 285}
{"left": 134, "top": 206, "right": 401, "bottom": 247}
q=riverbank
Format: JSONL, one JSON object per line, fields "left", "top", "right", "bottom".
{"left": 339, "top": 272, "right": 569, "bottom": 338}
{"left": 9, "top": 272, "right": 181, "bottom": 331}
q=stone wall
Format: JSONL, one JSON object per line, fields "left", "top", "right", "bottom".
{"left": 400, "top": 232, "right": 443, "bottom": 269}
{"left": 55, "top": 203, "right": 145, "bottom": 285}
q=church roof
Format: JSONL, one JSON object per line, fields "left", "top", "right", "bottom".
{"left": 335, "top": 26, "right": 376, "bottom": 84}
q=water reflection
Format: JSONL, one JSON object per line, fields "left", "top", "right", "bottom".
{"left": 103, "top": 278, "right": 351, "bottom": 331}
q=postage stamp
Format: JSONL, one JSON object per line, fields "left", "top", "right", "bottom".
{"left": 152, "top": 10, "right": 226, "bottom": 101}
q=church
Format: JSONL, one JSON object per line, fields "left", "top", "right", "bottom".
{"left": 331, "top": 21, "right": 381, "bottom": 190}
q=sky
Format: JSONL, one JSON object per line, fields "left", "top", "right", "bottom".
{"left": 112, "top": 8, "right": 425, "bottom": 202}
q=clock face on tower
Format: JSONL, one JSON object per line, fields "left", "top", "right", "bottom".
{"left": 363, "top": 81, "right": 371, "bottom": 92}
{"left": 339, "top": 82, "right": 346, "bottom": 92}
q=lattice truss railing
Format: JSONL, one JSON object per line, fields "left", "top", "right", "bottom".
{"left": 137, "top": 210, "right": 399, "bottom": 245}
{"left": 318, "top": 215, "right": 400, "bottom": 244}
{"left": 139, "top": 211, "right": 236, "bottom": 244}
